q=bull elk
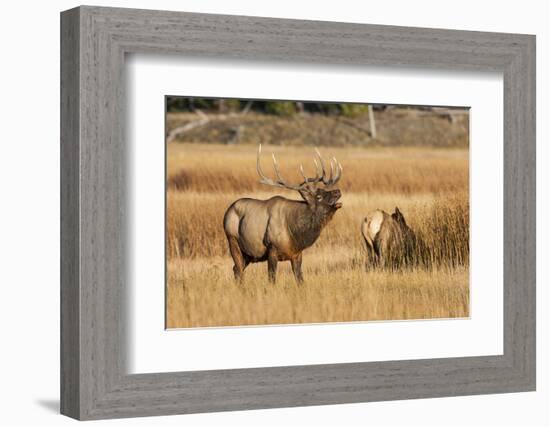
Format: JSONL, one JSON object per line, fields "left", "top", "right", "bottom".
{"left": 361, "top": 207, "right": 418, "bottom": 269}
{"left": 223, "top": 145, "right": 343, "bottom": 284}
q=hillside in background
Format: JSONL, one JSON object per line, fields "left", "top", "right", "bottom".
{"left": 166, "top": 106, "right": 469, "bottom": 148}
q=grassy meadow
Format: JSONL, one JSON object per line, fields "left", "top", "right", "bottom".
{"left": 166, "top": 143, "right": 469, "bottom": 328}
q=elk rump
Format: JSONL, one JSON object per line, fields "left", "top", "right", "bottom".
{"left": 361, "top": 207, "right": 417, "bottom": 269}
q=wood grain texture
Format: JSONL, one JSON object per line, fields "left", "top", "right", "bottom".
{"left": 60, "top": 7, "right": 80, "bottom": 419}
{"left": 60, "top": 5, "right": 536, "bottom": 420}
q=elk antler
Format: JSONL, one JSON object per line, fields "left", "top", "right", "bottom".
{"left": 314, "top": 148, "right": 343, "bottom": 186}
{"left": 257, "top": 144, "right": 342, "bottom": 190}
{"left": 257, "top": 145, "right": 306, "bottom": 190}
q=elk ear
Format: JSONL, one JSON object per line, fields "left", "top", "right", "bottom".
{"left": 393, "top": 207, "right": 406, "bottom": 225}
{"left": 298, "top": 188, "right": 316, "bottom": 206}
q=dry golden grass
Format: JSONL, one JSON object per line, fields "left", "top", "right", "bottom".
{"left": 167, "top": 143, "right": 468, "bottom": 194}
{"left": 167, "top": 257, "right": 468, "bottom": 328}
{"left": 166, "top": 143, "right": 470, "bottom": 328}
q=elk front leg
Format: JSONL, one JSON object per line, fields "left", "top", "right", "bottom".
{"left": 290, "top": 253, "right": 304, "bottom": 284}
{"left": 267, "top": 247, "right": 278, "bottom": 284}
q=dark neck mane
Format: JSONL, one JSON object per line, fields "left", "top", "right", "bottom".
{"left": 286, "top": 202, "right": 329, "bottom": 252}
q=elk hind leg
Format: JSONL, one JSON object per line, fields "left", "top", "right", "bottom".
{"left": 374, "top": 239, "right": 386, "bottom": 269}
{"left": 227, "top": 236, "right": 247, "bottom": 282}
{"left": 363, "top": 237, "right": 378, "bottom": 270}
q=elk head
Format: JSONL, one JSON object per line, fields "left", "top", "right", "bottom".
{"left": 256, "top": 145, "right": 343, "bottom": 217}
{"left": 391, "top": 207, "right": 407, "bottom": 226}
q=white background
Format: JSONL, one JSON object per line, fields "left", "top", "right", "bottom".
{"left": 0, "top": 0, "right": 547, "bottom": 426}
{"left": 129, "top": 57, "right": 503, "bottom": 373}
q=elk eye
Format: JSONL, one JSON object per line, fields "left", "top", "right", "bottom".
{"left": 316, "top": 195, "right": 322, "bottom": 201}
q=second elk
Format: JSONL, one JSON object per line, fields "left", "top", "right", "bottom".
{"left": 361, "top": 207, "right": 419, "bottom": 270}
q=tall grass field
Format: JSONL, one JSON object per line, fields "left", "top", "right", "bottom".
{"left": 166, "top": 142, "right": 469, "bottom": 328}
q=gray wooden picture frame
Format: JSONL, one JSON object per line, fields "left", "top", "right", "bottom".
{"left": 60, "top": 5, "right": 536, "bottom": 420}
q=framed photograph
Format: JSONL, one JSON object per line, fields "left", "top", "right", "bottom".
{"left": 61, "top": 6, "right": 536, "bottom": 420}
{"left": 164, "top": 97, "right": 471, "bottom": 329}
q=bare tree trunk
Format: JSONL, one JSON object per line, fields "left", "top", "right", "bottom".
{"left": 368, "top": 105, "right": 377, "bottom": 139}
{"left": 166, "top": 109, "right": 209, "bottom": 143}
{"left": 241, "top": 100, "right": 253, "bottom": 115}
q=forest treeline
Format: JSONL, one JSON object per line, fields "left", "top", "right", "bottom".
{"left": 167, "top": 97, "right": 391, "bottom": 118}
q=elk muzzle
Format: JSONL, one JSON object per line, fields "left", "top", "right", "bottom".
{"left": 330, "top": 189, "right": 342, "bottom": 209}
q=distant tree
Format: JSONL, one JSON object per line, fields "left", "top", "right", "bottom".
{"left": 340, "top": 104, "right": 370, "bottom": 118}
{"left": 316, "top": 102, "right": 340, "bottom": 115}
{"left": 265, "top": 101, "right": 296, "bottom": 116}
{"left": 224, "top": 99, "right": 242, "bottom": 112}
{"left": 166, "top": 97, "right": 189, "bottom": 112}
